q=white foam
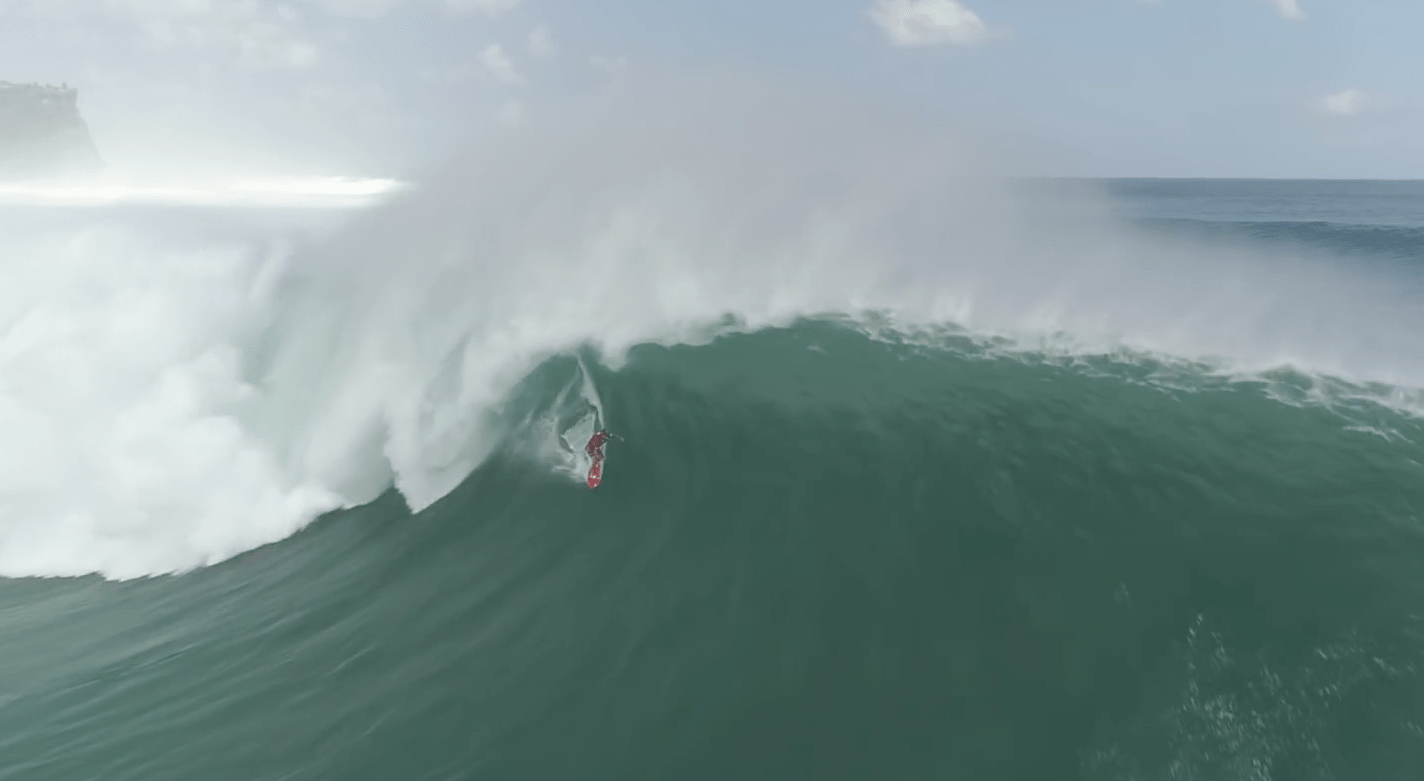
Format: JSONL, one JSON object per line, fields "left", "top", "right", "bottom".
{"left": 0, "top": 221, "right": 342, "bottom": 577}
{"left": 0, "top": 175, "right": 406, "bottom": 209}
{"left": 3, "top": 80, "right": 1423, "bottom": 579}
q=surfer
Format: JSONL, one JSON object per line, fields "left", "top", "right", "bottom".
{"left": 584, "top": 430, "right": 615, "bottom": 489}
{"left": 585, "top": 429, "right": 611, "bottom": 459}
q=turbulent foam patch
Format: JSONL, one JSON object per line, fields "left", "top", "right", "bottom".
{"left": 0, "top": 221, "right": 342, "bottom": 578}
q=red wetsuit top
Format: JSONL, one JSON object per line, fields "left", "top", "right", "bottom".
{"left": 585, "top": 430, "right": 611, "bottom": 489}
{"left": 585, "top": 431, "right": 610, "bottom": 459}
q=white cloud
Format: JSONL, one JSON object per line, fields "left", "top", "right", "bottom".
{"left": 1322, "top": 88, "right": 1364, "bottom": 116}
{"left": 314, "top": 0, "right": 523, "bottom": 16}
{"left": 479, "top": 43, "right": 523, "bottom": 85}
{"left": 100, "top": 0, "right": 320, "bottom": 68}
{"left": 441, "top": 0, "right": 521, "bottom": 16}
{"left": 1259, "top": 0, "right": 1303, "bottom": 21}
{"left": 238, "top": 0, "right": 524, "bottom": 17}
{"left": 868, "top": 0, "right": 988, "bottom": 47}
{"left": 528, "top": 25, "right": 555, "bottom": 59}
{"left": 305, "top": 0, "right": 401, "bottom": 17}
{"left": 496, "top": 98, "right": 525, "bottom": 128}
{"left": 16, "top": 0, "right": 526, "bottom": 66}
{"left": 590, "top": 54, "right": 627, "bottom": 74}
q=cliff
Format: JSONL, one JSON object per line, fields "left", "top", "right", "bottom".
{"left": 0, "top": 81, "right": 103, "bottom": 179}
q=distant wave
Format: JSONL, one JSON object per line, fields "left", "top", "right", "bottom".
{"left": 1135, "top": 217, "right": 1424, "bottom": 265}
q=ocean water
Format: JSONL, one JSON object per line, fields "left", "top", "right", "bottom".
{"left": 2, "top": 130, "right": 1424, "bottom": 779}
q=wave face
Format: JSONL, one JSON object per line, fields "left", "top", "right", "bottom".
{"left": 2, "top": 89, "right": 1424, "bottom": 778}
{"left": 3, "top": 324, "right": 1424, "bottom": 780}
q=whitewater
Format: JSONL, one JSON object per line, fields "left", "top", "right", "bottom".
{"left": 2, "top": 87, "right": 1422, "bottom": 579}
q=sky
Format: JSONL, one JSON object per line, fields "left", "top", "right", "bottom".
{"left": 0, "top": 0, "right": 1419, "bottom": 179}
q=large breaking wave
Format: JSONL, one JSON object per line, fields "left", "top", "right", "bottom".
{"left": 1, "top": 83, "right": 1421, "bottom": 578}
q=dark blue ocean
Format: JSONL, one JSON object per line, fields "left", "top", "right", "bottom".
{"left": 1, "top": 174, "right": 1422, "bottom": 781}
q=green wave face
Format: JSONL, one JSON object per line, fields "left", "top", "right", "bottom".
{"left": 4, "top": 319, "right": 1422, "bottom": 781}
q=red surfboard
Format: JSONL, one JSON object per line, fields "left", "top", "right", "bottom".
{"left": 585, "top": 430, "right": 610, "bottom": 489}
